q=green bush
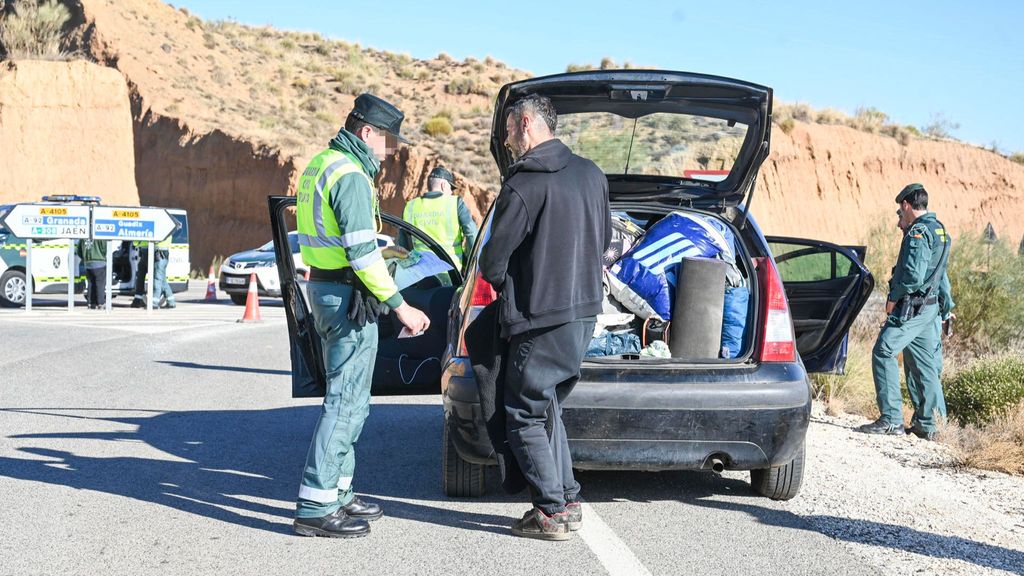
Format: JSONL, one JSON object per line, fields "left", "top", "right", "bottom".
{"left": 0, "top": 0, "right": 71, "bottom": 60}
{"left": 422, "top": 115, "right": 453, "bottom": 137}
{"left": 944, "top": 355, "right": 1024, "bottom": 426}
{"left": 946, "top": 234, "right": 1024, "bottom": 351}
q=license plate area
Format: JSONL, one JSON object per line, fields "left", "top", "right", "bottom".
{"left": 225, "top": 276, "right": 247, "bottom": 285}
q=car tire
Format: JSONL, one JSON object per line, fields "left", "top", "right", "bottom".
{"left": 229, "top": 293, "right": 248, "bottom": 306}
{"left": 0, "top": 269, "right": 28, "bottom": 308}
{"left": 750, "top": 443, "right": 805, "bottom": 500}
{"left": 442, "top": 414, "right": 485, "bottom": 498}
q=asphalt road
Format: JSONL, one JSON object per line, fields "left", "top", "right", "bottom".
{"left": 0, "top": 286, "right": 878, "bottom": 576}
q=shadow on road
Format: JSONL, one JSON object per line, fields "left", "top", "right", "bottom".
{"left": 155, "top": 360, "right": 291, "bottom": 376}
{"left": 687, "top": 498, "right": 1024, "bottom": 575}
{"left": 1, "top": 403, "right": 1021, "bottom": 573}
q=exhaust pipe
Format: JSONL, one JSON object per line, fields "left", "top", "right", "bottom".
{"left": 704, "top": 455, "right": 729, "bottom": 473}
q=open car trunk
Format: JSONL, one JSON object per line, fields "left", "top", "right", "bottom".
{"left": 582, "top": 203, "right": 759, "bottom": 367}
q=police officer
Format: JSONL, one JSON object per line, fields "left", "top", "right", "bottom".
{"left": 397, "top": 166, "right": 478, "bottom": 270}
{"left": 76, "top": 237, "right": 108, "bottom": 309}
{"left": 858, "top": 183, "right": 952, "bottom": 440}
{"left": 153, "top": 235, "right": 175, "bottom": 309}
{"left": 293, "top": 94, "right": 430, "bottom": 538}
{"left": 130, "top": 240, "right": 149, "bottom": 308}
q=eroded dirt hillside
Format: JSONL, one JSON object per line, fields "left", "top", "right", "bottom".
{"left": 760, "top": 122, "right": 1024, "bottom": 244}
{"left": 0, "top": 60, "right": 139, "bottom": 206}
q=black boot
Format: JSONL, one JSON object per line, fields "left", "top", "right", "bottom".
{"left": 293, "top": 509, "right": 370, "bottom": 538}
{"left": 341, "top": 496, "right": 383, "bottom": 521}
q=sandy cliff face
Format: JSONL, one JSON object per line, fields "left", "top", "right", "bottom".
{"left": 757, "top": 123, "right": 1024, "bottom": 244}
{"left": 0, "top": 60, "right": 138, "bottom": 206}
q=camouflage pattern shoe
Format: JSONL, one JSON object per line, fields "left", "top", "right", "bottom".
{"left": 510, "top": 507, "right": 571, "bottom": 541}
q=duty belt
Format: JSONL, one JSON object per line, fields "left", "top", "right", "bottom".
{"left": 309, "top": 266, "right": 358, "bottom": 284}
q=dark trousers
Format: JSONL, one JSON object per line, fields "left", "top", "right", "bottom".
{"left": 85, "top": 266, "right": 106, "bottom": 307}
{"left": 504, "top": 318, "right": 595, "bottom": 515}
{"left": 133, "top": 252, "right": 148, "bottom": 298}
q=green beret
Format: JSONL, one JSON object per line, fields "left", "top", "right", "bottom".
{"left": 896, "top": 183, "right": 925, "bottom": 204}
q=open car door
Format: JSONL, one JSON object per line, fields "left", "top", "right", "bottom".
{"left": 268, "top": 196, "right": 464, "bottom": 397}
{"left": 766, "top": 237, "right": 874, "bottom": 374}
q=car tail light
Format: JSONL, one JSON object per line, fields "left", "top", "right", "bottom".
{"left": 458, "top": 273, "right": 497, "bottom": 356}
{"left": 469, "top": 274, "right": 496, "bottom": 307}
{"left": 756, "top": 256, "right": 796, "bottom": 363}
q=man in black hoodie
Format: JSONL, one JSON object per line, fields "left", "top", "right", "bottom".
{"left": 480, "top": 94, "right": 611, "bottom": 540}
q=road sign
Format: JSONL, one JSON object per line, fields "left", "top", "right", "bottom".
{"left": 983, "top": 222, "right": 998, "bottom": 244}
{"left": 0, "top": 204, "right": 90, "bottom": 239}
{"left": 91, "top": 206, "right": 177, "bottom": 242}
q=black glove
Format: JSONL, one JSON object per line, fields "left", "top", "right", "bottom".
{"left": 347, "top": 284, "right": 391, "bottom": 327}
{"left": 347, "top": 286, "right": 369, "bottom": 327}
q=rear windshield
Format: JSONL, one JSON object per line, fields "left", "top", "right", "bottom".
{"left": 558, "top": 112, "right": 748, "bottom": 182}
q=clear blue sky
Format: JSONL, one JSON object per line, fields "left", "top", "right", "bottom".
{"left": 174, "top": 0, "right": 1024, "bottom": 153}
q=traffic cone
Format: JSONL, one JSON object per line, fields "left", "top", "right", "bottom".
{"left": 304, "top": 268, "right": 311, "bottom": 281}
{"left": 238, "top": 272, "right": 261, "bottom": 322}
{"left": 204, "top": 265, "right": 218, "bottom": 302}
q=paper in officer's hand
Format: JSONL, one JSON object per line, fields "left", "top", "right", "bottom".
{"left": 398, "top": 326, "right": 425, "bottom": 338}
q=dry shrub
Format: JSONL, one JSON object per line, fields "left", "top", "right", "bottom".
{"left": 815, "top": 108, "right": 848, "bottom": 125}
{"left": 778, "top": 118, "right": 796, "bottom": 135}
{"left": 939, "top": 402, "right": 1024, "bottom": 475}
{"left": 0, "top": 0, "right": 72, "bottom": 60}
{"left": 423, "top": 115, "right": 453, "bottom": 137}
{"left": 848, "top": 107, "right": 888, "bottom": 133}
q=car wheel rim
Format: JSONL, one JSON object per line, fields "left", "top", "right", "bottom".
{"left": 5, "top": 277, "right": 26, "bottom": 304}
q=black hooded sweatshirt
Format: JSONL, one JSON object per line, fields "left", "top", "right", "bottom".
{"left": 480, "top": 138, "right": 611, "bottom": 337}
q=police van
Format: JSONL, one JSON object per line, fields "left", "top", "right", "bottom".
{"left": 0, "top": 203, "right": 86, "bottom": 307}
{"left": 0, "top": 203, "right": 190, "bottom": 307}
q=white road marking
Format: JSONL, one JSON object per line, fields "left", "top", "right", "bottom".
{"left": 577, "top": 502, "right": 654, "bottom": 576}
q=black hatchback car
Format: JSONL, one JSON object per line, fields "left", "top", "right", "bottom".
{"left": 270, "top": 70, "right": 873, "bottom": 503}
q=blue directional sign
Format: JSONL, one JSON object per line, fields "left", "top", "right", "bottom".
{"left": 91, "top": 206, "right": 176, "bottom": 242}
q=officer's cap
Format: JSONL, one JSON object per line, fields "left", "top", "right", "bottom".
{"left": 428, "top": 166, "right": 456, "bottom": 188}
{"left": 348, "top": 93, "right": 411, "bottom": 144}
{"left": 896, "top": 183, "right": 926, "bottom": 204}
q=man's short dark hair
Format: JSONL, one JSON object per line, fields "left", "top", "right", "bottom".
{"left": 345, "top": 114, "right": 381, "bottom": 136}
{"left": 904, "top": 189, "right": 929, "bottom": 210}
{"left": 507, "top": 94, "right": 557, "bottom": 134}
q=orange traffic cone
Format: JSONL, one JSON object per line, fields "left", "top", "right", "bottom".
{"left": 204, "top": 265, "right": 218, "bottom": 301}
{"left": 304, "top": 268, "right": 311, "bottom": 281}
{"left": 238, "top": 272, "right": 261, "bottom": 322}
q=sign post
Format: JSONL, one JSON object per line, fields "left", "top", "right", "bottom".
{"left": 67, "top": 242, "right": 75, "bottom": 311}
{"left": 105, "top": 243, "right": 113, "bottom": 312}
{"left": 90, "top": 206, "right": 177, "bottom": 313}
{"left": 0, "top": 204, "right": 90, "bottom": 312}
{"left": 25, "top": 239, "right": 32, "bottom": 313}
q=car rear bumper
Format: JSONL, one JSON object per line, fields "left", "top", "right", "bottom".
{"left": 219, "top": 270, "right": 281, "bottom": 297}
{"left": 442, "top": 357, "right": 811, "bottom": 471}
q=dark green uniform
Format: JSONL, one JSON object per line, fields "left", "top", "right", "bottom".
{"left": 872, "top": 212, "right": 951, "bottom": 432}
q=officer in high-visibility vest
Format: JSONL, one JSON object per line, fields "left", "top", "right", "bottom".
{"left": 398, "top": 166, "right": 478, "bottom": 270}
{"left": 293, "top": 94, "right": 430, "bottom": 539}
{"left": 858, "top": 183, "right": 953, "bottom": 440}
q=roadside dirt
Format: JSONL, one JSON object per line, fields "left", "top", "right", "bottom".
{"left": 743, "top": 404, "right": 1024, "bottom": 575}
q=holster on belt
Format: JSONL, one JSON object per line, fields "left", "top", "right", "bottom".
{"left": 309, "top": 267, "right": 389, "bottom": 327}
